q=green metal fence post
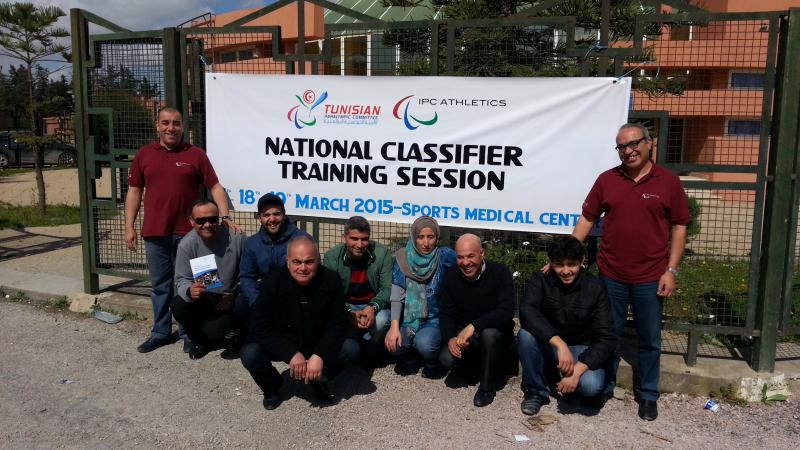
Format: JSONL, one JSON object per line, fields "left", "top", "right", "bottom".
{"left": 71, "top": 9, "right": 100, "bottom": 294}
{"left": 752, "top": 9, "right": 800, "bottom": 372}
{"left": 162, "top": 27, "right": 182, "bottom": 112}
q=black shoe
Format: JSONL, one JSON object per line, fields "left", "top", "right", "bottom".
{"left": 311, "top": 381, "right": 336, "bottom": 403}
{"left": 262, "top": 393, "right": 282, "bottom": 410}
{"left": 188, "top": 343, "right": 208, "bottom": 360}
{"left": 586, "top": 392, "right": 614, "bottom": 411}
{"left": 220, "top": 347, "right": 241, "bottom": 360}
{"left": 137, "top": 337, "right": 172, "bottom": 353}
{"left": 183, "top": 339, "right": 192, "bottom": 354}
{"left": 473, "top": 389, "right": 496, "bottom": 407}
{"left": 394, "top": 362, "right": 420, "bottom": 376}
{"left": 638, "top": 399, "right": 658, "bottom": 421}
{"left": 421, "top": 365, "right": 446, "bottom": 379}
{"left": 520, "top": 391, "right": 550, "bottom": 416}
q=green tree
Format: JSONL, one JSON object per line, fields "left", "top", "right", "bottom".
{"left": 0, "top": 2, "right": 68, "bottom": 214}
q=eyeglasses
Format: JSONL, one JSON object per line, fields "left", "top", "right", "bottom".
{"left": 614, "top": 136, "right": 648, "bottom": 152}
{"left": 193, "top": 216, "right": 219, "bottom": 226}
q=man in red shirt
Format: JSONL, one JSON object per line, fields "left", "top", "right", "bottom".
{"left": 125, "top": 107, "right": 239, "bottom": 354}
{"left": 573, "top": 123, "right": 691, "bottom": 421}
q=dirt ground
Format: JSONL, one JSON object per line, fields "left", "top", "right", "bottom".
{"left": 1, "top": 300, "right": 798, "bottom": 449}
{"left": 0, "top": 168, "right": 110, "bottom": 207}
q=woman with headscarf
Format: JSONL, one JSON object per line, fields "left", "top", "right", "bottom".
{"left": 384, "top": 216, "right": 456, "bottom": 378}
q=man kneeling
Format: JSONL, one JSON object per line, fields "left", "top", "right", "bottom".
{"left": 240, "top": 236, "right": 351, "bottom": 410}
{"left": 439, "top": 234, "right": 515, "bottom": 407}
{"left": 517, "top": 235, "right": 616, "bottom": 415}
{"left": 172, "top": 199, "right": 246, "bottom": 360}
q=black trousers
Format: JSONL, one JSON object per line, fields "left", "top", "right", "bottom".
{"left": 439, "top": 327, "right": 511, "bottom": 391}
{"left": 240, "top": 341, "right": 353, "bottom": 396}
{"left": 170, "top": 295, "right": 237, "bottom": 346}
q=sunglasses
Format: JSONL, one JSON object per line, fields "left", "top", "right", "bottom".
{"left": 193, "top": 216, "right": 219, "bottom": 226}
{"left": 614, "top": 136, "right": 648, "bottom": 152}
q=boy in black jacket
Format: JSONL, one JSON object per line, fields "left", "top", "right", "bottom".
{"left": 517, "top": 235, "right": 616, "bottom": 415}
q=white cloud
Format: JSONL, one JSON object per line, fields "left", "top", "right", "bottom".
{"left": 1, "top": 0, "right": 256, "bottom": 76}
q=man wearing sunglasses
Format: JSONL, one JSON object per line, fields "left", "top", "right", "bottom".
{"left": 125, "top": 107, "right": 240, "bottom": 354}
{"left": 172, "top": 199, "right": 246, "bottom": 359}
{"left": 572, "top": 123, "right": 691, "bottom": 421}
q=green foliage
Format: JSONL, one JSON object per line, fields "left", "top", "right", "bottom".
{"left": 668, "top": 258, "right": 749, "bottom": 326}
{"left": 686, "top": 196, "right": 701, "bottom": 240}
{"left": 710, "top": 384, "right": 748, "bottom": 407}
{"left": 762, "top": 384, "right": 788, "bottom": 405}
{"left": 483, "top": 240, "right": 550, "bottom": 292}
{"left": 0, "top": 201, "right": 80, "bottom": 228}
{"left": 89, "top": 65, "right": 162, "bottom": 152}
{"left": 47, "top": 296, "right": 69, "bottom": 310}
{"left": 0, "top": 2, "right": 69, "bottom": 214}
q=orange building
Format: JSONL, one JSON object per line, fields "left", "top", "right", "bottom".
{"left": 631, "top": 0, "right": 800, "bottom": 184}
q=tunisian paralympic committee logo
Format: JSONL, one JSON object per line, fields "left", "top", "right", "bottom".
{"left": 393, "top": 95, "right": 438, "bottom": 130}
{"left": 287, "top": 89, "right": 328, "bottom": 129}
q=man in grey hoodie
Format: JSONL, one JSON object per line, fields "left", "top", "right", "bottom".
{"left": 172, "top": 199, "right": 246, "bottom": 359}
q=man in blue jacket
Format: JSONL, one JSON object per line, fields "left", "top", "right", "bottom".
{"left": 240, "top": 193, "right": 310, "bottom": 308}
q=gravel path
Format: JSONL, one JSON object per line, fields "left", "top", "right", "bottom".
{"left": 1, "top": 300, "right": 798, "bottom": 449}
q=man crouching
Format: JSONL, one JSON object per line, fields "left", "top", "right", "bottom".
{"left": 517, "top": 235, "right": 616, "bottom": 415}
{"left": 240, "top": 236, "right": 351, "bottom": 410}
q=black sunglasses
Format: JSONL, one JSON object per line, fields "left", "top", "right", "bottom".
{"left": 194, "top": 216, "right": 219, "bottom": 225}
{"left": 614, "top": 136, "right": 648, "bottom": 152}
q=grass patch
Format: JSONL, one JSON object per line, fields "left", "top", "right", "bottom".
{"left": 46, "top": 296, "right": 70, "bottom": 310}
{"left": 0, "top": 202, "right": 81, "bottom": 229}
{"left": 710, "top": 384, "right": 748, "bottom": 407}
{"left": 0, "top": 168, "right": 32, "bottom": 177}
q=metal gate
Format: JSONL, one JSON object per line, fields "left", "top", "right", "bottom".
{"left": 70, "top": 1, "right": 800, "bottom": 371}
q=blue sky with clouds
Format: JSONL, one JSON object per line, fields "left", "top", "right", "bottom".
{"left": 1, "top": 1, "right": 276, "bottom": 74}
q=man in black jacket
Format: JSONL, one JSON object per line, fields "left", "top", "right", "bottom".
{"left": 517, "top": 235, "right": 616, "bottom": 416}
{"left": 240, "top": 236, "right": 351, "bottom": 410}
{"left": 439, "top": 233, "right": 516, "bottom": 407}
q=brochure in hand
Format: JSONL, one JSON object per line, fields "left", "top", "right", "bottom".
{"left": 190, "top": 254, "right": 223, "bottom": 290}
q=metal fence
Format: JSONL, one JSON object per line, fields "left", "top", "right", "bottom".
{"left": 70, "top": 1, "right": 800, "bottom": 371}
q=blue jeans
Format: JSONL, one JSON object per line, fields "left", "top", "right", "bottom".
{"left": 517, "top": 329, "right": 605, "bottom": 398}
{"left": 144, "top": 236, "right": 182, "bottom": 339}
{"left": 340, "top": 306, "right": 390, "bottom": 362}
{"left": 391, "top": 319, "right": 441, "bottom": 369}
{"left": 601, "top": 276, "right": 663, "bottom": 401}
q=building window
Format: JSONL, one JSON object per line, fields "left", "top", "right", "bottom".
{"left": 730, "top": 72, "right": 764, "bottom": 89}
{"left": 217, "top": 47, "right": 258, "bottom": 64}
{"left": 727, "top": 120, "right": 761, "bottom": 136}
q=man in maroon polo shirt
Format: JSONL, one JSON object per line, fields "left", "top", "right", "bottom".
{"left": 572, "top": 123, "right": 691, "bottom": 421}
{"left": 125, "top": 107, "right": 240, "bottom": 354}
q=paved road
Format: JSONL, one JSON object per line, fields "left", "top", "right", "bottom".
{"left": 1, "top": 300, "right": 798, "bottom": 449}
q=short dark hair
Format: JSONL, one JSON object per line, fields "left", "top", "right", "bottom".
{"left": 191, "top": 198, "right": 218, "bottom": 216}
{"left": 547, "top": 235, "right": 585, "bottom": 263}
{"left": 343, "top": 216, "right": 370, "bottom": 235}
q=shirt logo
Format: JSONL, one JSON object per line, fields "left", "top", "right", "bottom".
{"left": 175, "top": 162, "right": 192, "bottom": 167}
{"left": 642, "top": 193, "right": 660, "bottom": 199}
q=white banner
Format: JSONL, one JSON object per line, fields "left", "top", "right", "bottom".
{"left": 205, "top": 74, "right": 630, "bottom": 233}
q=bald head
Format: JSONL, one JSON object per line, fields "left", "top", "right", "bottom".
{"left": 455, "top": 233, "right": 484, "bottom": 280}
{"left": 286, "top": 236, "right": 320, "bottom": 285}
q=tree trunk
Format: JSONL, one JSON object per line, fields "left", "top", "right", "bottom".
{"left": 26, "top": 61, "right": 46, "bottom": 215}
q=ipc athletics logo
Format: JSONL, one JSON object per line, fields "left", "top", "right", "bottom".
{"left": 288, "top": 89, "right": 328, "bottom": 129}
{"left": 393, "top": 95, "right": 438, "bottom": 130}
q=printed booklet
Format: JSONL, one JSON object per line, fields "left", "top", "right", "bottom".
{"left": 190, "top": 254, "right": 222, "bottom": 289}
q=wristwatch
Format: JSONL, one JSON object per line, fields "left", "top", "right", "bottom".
{"left": 666, "top": 267, "right": 679, "bottom": 277}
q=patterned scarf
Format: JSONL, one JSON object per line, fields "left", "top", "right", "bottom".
{"left": 394, "top": 216, "right": 441, "bottom": 332}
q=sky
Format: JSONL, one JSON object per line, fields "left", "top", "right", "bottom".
{"left": 0, "top": 0, "right": 274, "bottom": 75}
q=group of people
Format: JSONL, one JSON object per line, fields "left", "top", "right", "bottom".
{"left": 125, "top": 108, "right": 691, "bottom": 422}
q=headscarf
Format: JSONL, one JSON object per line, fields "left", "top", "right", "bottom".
{"left": 394, "top": 216, "right": 441, "bottom": 331}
